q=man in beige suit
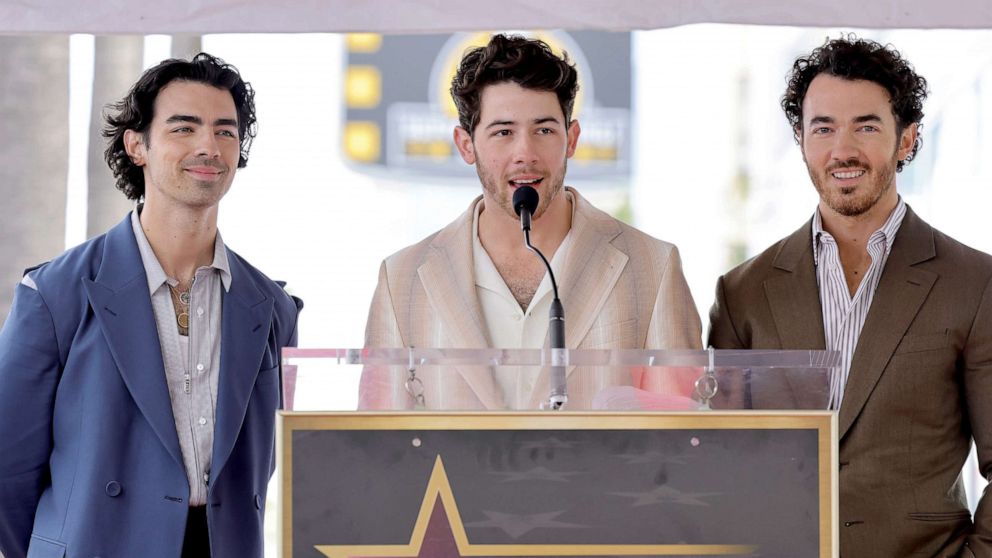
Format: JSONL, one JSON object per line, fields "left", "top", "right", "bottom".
{"left": 709, "top": 36, "right": 992, "bottom": 557}
{"left": 361, "top": 34, "right": 701, "bottom": 410}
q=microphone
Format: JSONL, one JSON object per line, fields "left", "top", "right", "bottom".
{"left": 513, "top": 184, "right": 538, "bottom": 231}
{"left": 511, "top": 186, "right": 567, "bottom": 410}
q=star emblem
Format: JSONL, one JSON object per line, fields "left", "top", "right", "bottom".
{"left": 616, "top": 451, "right": 691, "bottom": 466}
{"left": 464, "top": 510, "right": 584, "bottom": 539}
{"left": 489, "top": 466, "right": 582, "bottom": 482}
{"left": 517, "top": 436, "right": 583, "bottom": 451}
{"left": 357, "top": 498, "right": 463, "bottom": 558}
{"left": 313, "top": 456, "right": 754, "bottom": 557}
{"left": 609, "top": 485, "right": 722, "bottom": 507}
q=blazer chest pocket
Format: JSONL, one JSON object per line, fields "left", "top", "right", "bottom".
{"left": 893, "top": 330, "right": 948, "bottom": 355}
{"left": 907, "top": 509, "right": 972, "bottom": 522}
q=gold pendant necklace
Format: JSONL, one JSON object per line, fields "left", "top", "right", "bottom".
{"left": 169, "top": 279, "right": 193, "bottom": 336}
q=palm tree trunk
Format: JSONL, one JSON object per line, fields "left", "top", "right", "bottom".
{"left": 0, "top": 36, "right": 70, "bottom": 326}
{"left": 86, "top": 35, "right": 144, "bottom": 238}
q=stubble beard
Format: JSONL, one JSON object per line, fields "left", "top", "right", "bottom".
{"left": 807, "top": 147, "right": 898, "bottom": 218}
{"left": 144, "top": 170, "right": 232, "bottom": 213}
{"left": 179, "top": 157, "right": 233, "bottom": 205}
{"left": 478, "top": 159, "right": 568, "bottom": 221}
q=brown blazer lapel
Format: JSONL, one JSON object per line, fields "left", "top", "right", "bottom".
{"left": 762, "top": 221, "right": 830, "bottom": 409}
{"left": 764, "top": 221, "right": 826, "bottom": 350}
{"left": 838, "top": 208, "right": 938, "bottom": 438}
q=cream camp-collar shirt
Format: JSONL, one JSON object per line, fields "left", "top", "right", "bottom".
{"left": 472, "top": 192, "right": 574, "bottom": 409}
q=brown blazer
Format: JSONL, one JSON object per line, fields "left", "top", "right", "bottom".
{"left": 708, "top": 206, "right": 992, "bottom": 557}
{"left": 361, "top": 187, "right": 702, "bottom": 410}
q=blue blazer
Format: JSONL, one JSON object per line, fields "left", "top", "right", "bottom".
{"left": 0, "top": 214, "right": 301, "bottom": 558}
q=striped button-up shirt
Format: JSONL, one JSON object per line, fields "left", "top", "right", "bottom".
{"left": 813, "top": 198, "right": 906, "bottom": 409}
{"left": 131, "top": 208, "right": 231, "bottom": 506}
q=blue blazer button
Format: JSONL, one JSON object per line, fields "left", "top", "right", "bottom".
{"left": 254, "top": 494, "right": 262, "bottom": 510}
{"left": 105, "top": 481, "right": 122, "bottom": 497}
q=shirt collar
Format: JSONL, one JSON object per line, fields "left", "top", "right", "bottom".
{"left": 131, "top": 205, "right": 232, "bottom": 294}
{"left": 471, "top": 190, "right": 576, "bottom": 296}
{"left": 472, "top": 199, "right": 508, "bottom": 294}
{"left": 811, "top": 196, "right": 907, "bottom": 266}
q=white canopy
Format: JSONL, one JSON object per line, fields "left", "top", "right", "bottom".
{"left": 4, "top": 0, "right": 992, "bottom": 34}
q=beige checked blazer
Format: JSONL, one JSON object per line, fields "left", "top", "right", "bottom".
{"left": 360, "top": 187, "right": 702, "bottom": 410}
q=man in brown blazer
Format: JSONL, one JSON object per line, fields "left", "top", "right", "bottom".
{"left": 709, "top": 36, "right": 992, "bottom": 557}
{"left": 361, "top": 34, "right": 702, "bottom": 410}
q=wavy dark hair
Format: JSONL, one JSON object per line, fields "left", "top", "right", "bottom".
{"left": 103, "top": 52, "right": 257, "bottom": 200}
{"left": 451, "top": 34, "right": 579, "bottom": 135}
{"left": 782, "top": 35, "right": 928, "bottom": 172}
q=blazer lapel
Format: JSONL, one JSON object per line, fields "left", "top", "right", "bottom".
{"left": 84, "top": 215, "right": 184, "bottom": 470}
{"left": 417, "top": 199, "right": 502, "bottom": 408}
{"left": 558, "top": 189, "right": 627, "bottom": 349}
{"left": 211, "top": 255, "right": 274, "bottom": 480}
{"left": 838, "top": 208, "right": 937, "bottom": 438}
{"left": 762, "top": 221, "right": 829, "bottom": 409}
{"left": 763, "top": 221, "right": 826, "bottom": 350}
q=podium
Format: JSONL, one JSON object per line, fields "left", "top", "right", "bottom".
{"left": 278, "top": 348, "right": 839, "bottom": 558}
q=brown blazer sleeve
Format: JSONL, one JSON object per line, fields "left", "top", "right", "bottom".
{"left": 963, "top": 275, "right": 992, "bottom": 555}
{"left": 707, "top": 273, "right": 746, "bottom": 350}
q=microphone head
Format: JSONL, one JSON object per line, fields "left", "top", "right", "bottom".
{"left": 512, "top": 185, "right": 540, "bottom": 217}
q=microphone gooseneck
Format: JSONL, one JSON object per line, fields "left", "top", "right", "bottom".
{"left": 512, "top": 186, "right": 559, "bottom": 300}
{"left": 511, "top": 185, "right": 567, "bottom": 410}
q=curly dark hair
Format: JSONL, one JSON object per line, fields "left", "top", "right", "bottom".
{"left": 103, "top": 52, "right": 257, "bottom": 200}
{"left": 450, "top": 34, "right": 579, "bottom": 135}
{"left": 782, "top": 35, "right": 928, "bottom": 172}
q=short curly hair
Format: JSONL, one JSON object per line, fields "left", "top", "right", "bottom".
{"left": 103, "top": 52, "right": 257, "bottom": 200}
{"left": 450, "top": 34, "right": 579, "bottom": 135}
{"left": 782, "top": 35, "right": 928, "bottom": 172}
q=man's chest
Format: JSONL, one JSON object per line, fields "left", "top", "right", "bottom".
{"left": 491, "top": 255, "right": 547, "bottom": 310}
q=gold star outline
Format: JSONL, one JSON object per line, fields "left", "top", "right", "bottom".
{"left": 314, "top": 456, "right": 756, "bottom": 557}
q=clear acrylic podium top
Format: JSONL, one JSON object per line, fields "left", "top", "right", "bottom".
{"left": 281, "top": 348, "right": 839, "bottom": 412}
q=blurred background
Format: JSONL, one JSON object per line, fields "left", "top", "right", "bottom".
{"left": 3, "top": 27, "right": 990, "bottom": 343}
{"left": 2, "top": 23, "right": 991, "bottom": 556}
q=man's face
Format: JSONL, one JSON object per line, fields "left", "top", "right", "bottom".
{"left": 125, "top": 80, "right": 241, "bottom": 210}
{"left": 454, "top": 82, "right": 579, "bottom": 221}
{"left": 799, "top": 73, "right": 917, "bottom": 218}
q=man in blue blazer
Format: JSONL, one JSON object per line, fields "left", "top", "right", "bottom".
{"left": 0, "top": 53, "right": 301, "bottom": 558}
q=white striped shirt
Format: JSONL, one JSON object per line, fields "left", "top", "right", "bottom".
{"left": 813, "top": 198, "right": 906, "bottom": 409}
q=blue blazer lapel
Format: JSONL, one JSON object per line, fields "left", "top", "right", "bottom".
{"left": 211, "top": 254, "right": 274, "bottom": 481}
{"left": 83, "top": 215, "right": 184, "bottom": 470}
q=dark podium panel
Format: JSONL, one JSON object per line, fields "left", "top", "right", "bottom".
{"left": 278, "top": 412, "right": 836, "bottom": 558}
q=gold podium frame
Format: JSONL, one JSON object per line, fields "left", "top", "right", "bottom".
{"left": 278, "top": 411, "right": 837, "bottom": 558}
